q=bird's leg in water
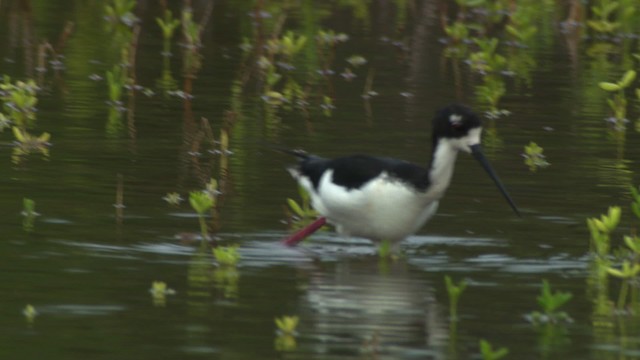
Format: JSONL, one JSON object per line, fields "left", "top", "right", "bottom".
{"left": 282, "top": 217, "right": 327, "bottom": 246}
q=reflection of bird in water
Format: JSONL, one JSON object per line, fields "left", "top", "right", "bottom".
{"left": 282, "top": 104, "right": 519, "bottom": 248}
{"left": 299, "top": 260, "right": 448, "bottom": 358}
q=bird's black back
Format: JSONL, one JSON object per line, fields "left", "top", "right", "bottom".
{"left": 298, "top": 154, "right": 430, "bottom": 191}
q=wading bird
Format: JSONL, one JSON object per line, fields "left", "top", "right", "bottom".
{"left": 282, "top": 104, "right": 520, "bottom": 248}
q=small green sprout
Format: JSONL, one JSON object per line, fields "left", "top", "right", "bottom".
{"left": 106, "top": 64, "right": 127, "bottom": 105}
{"left": 321, "top": 96, "right": 335, "bottom": 117}
{"left": 189, "top": 191, "right": 214, "bottom": 239}
{"left": 21, "top": 197, "right": 39, "bottom": 232}
{"left": 163, "top": 192, "right": 184, "bottom": 206}
{"left": 181, "top": 8, "right": 201, "bottom": 48}
{"left": 630, "top": 185, "right": 640, "bottom": 220}
{"left": 587, "top": 206, "right": 621, "bottom": 256}
{"left": 156, "top": 9, "right": 180, "bottom": 41}
{"left": 286, "top": 185, "right": 322, "bottom": 231}
{"left": 523, "top": 142, "right": 550, "bottom": 172}
{"left": 104, "top": 0, "right": 138, "bottom": 26}
{"left": 189, "top": 191, "right": 214, "bottom": 215}
{"left": 23, "top": 304, "right": 37, "bottom": 323}
{"left": 280, "top": 31, "right": 307, "bottom": 57}
{"left": 274, "top": 333, "right": 297, "bottom": 352}
{"left": 607, "top": 260, "right": 640, "bottom": 310}
{"left": 275, "top": 315, "right": 299, "bottom": 335}
{"left": 212, "top": 245, "right": 241, "bottom": 267}
{"left": 445, "top": 275, "right": 468, "bottom": 321}
{"left": 0, "top": 76, "right": 39, "bottom": 128}
{"left": 599, "top": 70, "right": 636, "bottom": 129}
{"left": 149, "top": 281, "right": 176, "bottom": 307}
{"left": 528, "top": 280, "right": 573, "bottom": 324}
{"left": 479, "top": 339, "right": 509, "bottom": 360}
{"left": 378, "top": 240, "right": 392, "bottom": 259}
{"left": 444, "top": 21, "right": 469, "bottom": 43}
{"left": 624, "top": 235, "right": 640, "bottom": 254}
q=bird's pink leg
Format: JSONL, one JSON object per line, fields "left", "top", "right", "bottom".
{"left": 282, "top": 217, "right": 327, "bottom": 246}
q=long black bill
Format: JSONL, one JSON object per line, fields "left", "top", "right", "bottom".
{"left": 470, "top": 144, "right": 521, "bottom": 217}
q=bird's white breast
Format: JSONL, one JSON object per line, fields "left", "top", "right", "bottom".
{"left": 307, "top": 170, "right": 439, "bottom": 242}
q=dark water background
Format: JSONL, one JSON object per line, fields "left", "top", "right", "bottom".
{"left": 1, "top": 1, "right": 640, "bottom": 359}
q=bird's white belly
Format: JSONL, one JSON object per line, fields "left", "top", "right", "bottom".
{"left": 310, "top": 171, "right": 439, "bottom": 242}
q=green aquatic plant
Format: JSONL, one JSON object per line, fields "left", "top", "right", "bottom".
{"left": 630, "top": 185, "right": 640, "bottom": 220}
{"left": 106, "top": 64, "right": 127, "bottom": 105}
{"left": 445, "top": 21, "right": 470, "bottom": 44}
{"left": 105, "top": 0, "right": 137, "bottom": 26}
{"left": 607, "top": 260, "right": 640, "bottom": 310}
{"left": 475, "top": 76, "right": 506, "bottom": 116}
{"left": 162, "top": 192, "right": 184, "bottom": 206}
{"left": 528, "top": 280, "right": 573, "bottom": 324}
{"left": 444, "top": 275, "right": 468, "bottom": 322}
{"left": 181, "top": 8, "right": 201, "bottom": 49}
{"left": 156, "top": 9, "right": 180, "bottom": 42}
{"left": 149, "top": 281, "right": 176, "bottom": 307}
{"left": 599, "top": 70, "right": 636, "bottom": 130}
{"left": 156, "top": 9, "right": 180, "bottom": 56}
{"left": 523, "top": 142, "right": 550, "bottom": 172}
{"left": 469, "top": 38, "right": 506, "bottom": 74}
{"left": 189, "top": 191, "right": 214, "bottom": 240}
{"left": 23, "top": 304, "right": 37, "bottom": 323}
{"left": 213, "top": 266, "right": 239, "bottom": 299}
{"left": 587, "top": 0, "right": 622, "bottom": 34}
{"left": 0, "top": 76, "right": 39, "bottom": 129}
{"left": 286, "top": 185, "right": 321, "bottom": 231}
{"left": 275, "top": 315, "right": 299, "bottom": 335}
{"left": 479, "top": 339, "right": 509, "bottom": 360}
{"left": 378, "top": 240, "right": 393, "bottom": 259}
{"left": 275, "top": 314, "right": 301, "bottom": 350}
{"left": 212, "top": 245, "right": 240, "bottom": 267}
{"left": 21, "top": 197, "right": 39, "bottom": 232}
{"left": 12, "top": 127, "right": 51, "bottom": 164}
{"left": 587, "top": 206, "right": 621, "bottom": 257}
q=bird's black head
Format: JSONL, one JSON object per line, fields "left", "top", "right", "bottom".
{"left": 431, "top": 104, "right": 482, "bottom": 151}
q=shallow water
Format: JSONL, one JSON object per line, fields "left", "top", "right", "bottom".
{"left": 2, "top": 1, "right": 640, "bottom": 359}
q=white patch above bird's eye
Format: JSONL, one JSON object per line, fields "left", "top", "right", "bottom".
{"left": 449, "top": 114, "right": 462, "bottom": 125}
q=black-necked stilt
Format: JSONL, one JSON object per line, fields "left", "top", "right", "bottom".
{"left": 282, "top": 104, "right": 520, "bottom": 247}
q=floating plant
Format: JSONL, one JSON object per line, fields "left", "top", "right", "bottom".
{"left": 587, "top": 206, "right": 621, "bottom": 257}
{"left": 0, "top": 76, "right": 39, "bottom": 129}
{"left": 212, "top": 245, "right": 240, "bottom": 267}
{"left": 149, "top": 281, "right": 176, "bottom": 307}
{"left": 445, "top": 275, "right": 468, "bottom": 322}
{"left": 163, "top": 192, "right": 184, "bottom": 206}
{"left": 23, "top": 304, "right": 37, "bottom": 323}
{"left": 479, "top": 339, "right": 509, "bottom": 360}
{"left": 104, "top": 0, "right": 138, "bottom": 27}
{"left": 21, "top": 197, "right": 39, "bottom": 232}
{"left": 599, "top": 69, "right": 636, "bottom": 131}
{"left": 522, "top": 142, "right": 550, "bottom": 172}
{"left": 274, "top": 317, "right": 300, "bottom": 351}
{"left": 607, "top": 260, "right": 640, "bottom": 311}
{"left": 527, "top": 280, "right": 573, "bottom": 324}
{"left": 156, "top": 9, "right": 180, "bottom": 54}
{"left": 11, "top": 127, "right": 51, "bottom": 164}
{"left": 189, "top": 191, "right": 214, "bottom": 240}
{"left": 275, "top": 315, "right": 299, "bottom": 336}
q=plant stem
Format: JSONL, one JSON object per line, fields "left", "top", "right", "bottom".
{"left": 198, "top": 214, "right": 208, "bottom": 240}
{"left": 618, "top": 280, "right": 629, "bottom": 310}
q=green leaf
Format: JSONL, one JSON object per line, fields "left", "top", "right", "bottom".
{"left": 619, "top": 70, "right": 636, "bottom": 88}
{"left": 599, "top": 82, "right": 621, "bottom": 91}
{"left": 287, "top": 198, "right": 305, "bottom": 217}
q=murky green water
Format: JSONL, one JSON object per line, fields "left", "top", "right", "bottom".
{"left": 2, "top": 1, "right": 640, "bottom": 359}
